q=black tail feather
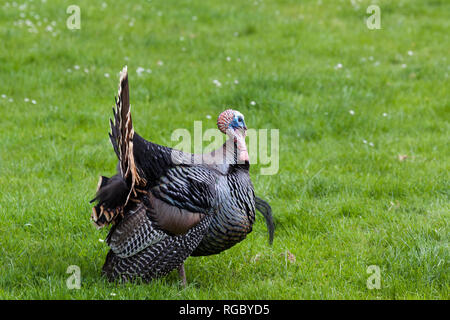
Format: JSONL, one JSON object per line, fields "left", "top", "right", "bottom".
{"left": 255, "top": 196, "right": 275, "bottom": 245}
{"left": 91, "top": 175, "right": 129, "bottom": 209}
{"left": 90, "top": 175, "right": 130, "bottom": 228}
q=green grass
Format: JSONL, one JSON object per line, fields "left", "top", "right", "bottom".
{"left": 0, "top": 0, "right": 449, "bottom": 299}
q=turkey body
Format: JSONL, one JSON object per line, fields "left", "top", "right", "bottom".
{"left": 129, "top": 133, "right": 257, "bottom": 258}
{"left": 192, "top": 164, "right": 256, "bottom": 256}
{"left": 91, "top": 66, "right": 267, "bottom": 283}
{"left": 98, "top": 135, "right": 256, "bottom": 281}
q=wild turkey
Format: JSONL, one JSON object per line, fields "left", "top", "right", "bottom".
{"left": 91, "top": 66, "right": 274, "bottom": 283}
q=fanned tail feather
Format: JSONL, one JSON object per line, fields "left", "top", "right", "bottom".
{"left": 91, "top": 66, "right": 145, "bottom": 228}
{"left": 91, "top": 175, "right": 128, "bottom": 227}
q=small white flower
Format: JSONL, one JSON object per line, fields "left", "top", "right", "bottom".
{"left": 369, "top": 142, "right": 374, "bottom": 147}
{"left": 84, "top": 68, "right": 89, "bottom": 73}
{"left": 46, "top": 25, "right": 53, "bottom": 32}
{"left": 136, "top": 67, "right": 145, "bottom": 75}
{"left": 157, "top": 60, "right": 163, "bottom": 66}
{"left": 104, "top": 73, "right": 110, "bottom": 78}
{"left": 234, "top": 79, "right": 239, "bottom": 84}
{"left": 401, "top": 64, "right": 407, "bottom": 68}
{"left": 99, "top": 239, "right": 104, "bottom": 242}
{"left": 206, "top": 114, "right": 212, "bottom": 119}
{"left": 24, "top": 223, "right": 32, "bottom": 227}
{"left": 1, "top": 94, "right": 6, "bottom": 98}
{"left": 146, "top": 69, "right": 152, "bottom": 73}
{"left": 74, "top": 65, "right": 80, "bottom": 70}
{"left": 382, "top": 112, "right": 388, "bottom": 117}
{"left": 407, "top": 50, "right": 413, "bottom": 56}
{"left": 226, "top": 56, "right": 231, "bottom": 61}
{"left": 110, "top": 293, "right": 116, "bottom": 296}
{"left": 24, "top": 98, "right": 30, "bottom": 102}
{"left": 335, "top": 63, "right": 343, "bottom": 70}
{"left": 363, "top": 140, "right": 367, "bottom": 144}
{"left": 212, "top": 79, "right": 222, "bottom": 87}
{"left": 67, "top": 68, "right": 72, "bottom": 73}
{"left": 349, "top": 110, "right": 355, "bottom": 115}
{"left": 250, "top": 101, "right": 256, "bottom": 106}
{"left": 31, "top": 100, "right": 36, "bottom": 104}
{"left": 8, "top": 98, "right": 13, "bottom": 102}
{"left": 374, "top": 61, "right": 380, "bottom": 67}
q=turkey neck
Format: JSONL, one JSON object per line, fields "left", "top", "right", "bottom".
{"left": 220, "top": 136, "right": 248, "bottom": 166}
{"left": 200, "top": 134, "right": 249, "bottom": 168}
{"left": 226, "top": 127, "right": 249, "bottom": 164}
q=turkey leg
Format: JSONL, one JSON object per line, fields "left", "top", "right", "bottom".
{"left": 178, "top": 263, "right": 187, "bottom": 287}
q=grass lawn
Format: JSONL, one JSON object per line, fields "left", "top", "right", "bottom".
{"left": 0, "top": 0, "right": 448, "bottom": 299}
